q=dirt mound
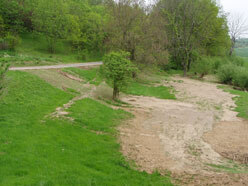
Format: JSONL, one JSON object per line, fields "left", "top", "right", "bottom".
{"left": 204, "top": 121, "right": 248, "bottom": 164}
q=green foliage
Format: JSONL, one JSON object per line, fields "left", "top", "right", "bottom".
{"left": 101, "top": 51, "right": 137, "bottom": 99}
{"left": 191, "top": 57, "right": 213, "bottom": 78}
{"left": 158, "top": 0, "right": 230, "bottom": 74}
{"left": 217, "top": 59, "right": 248, "bottom": 90}
{"left": 0, "top": 15, "right": 4, "bottom": 37}
{"left": 0, "top": 15, "right": 21, "bottom": 51}
{"left": 232, "top": 67, "right": 248, "bottom": 90}
{"left": 217, "top": 63, "right": 237, "bottom": 84}
{"left": 3, "top": 33, "right": 103, "bottom": 66}
{"left": 0, "top": 0, "right": 25, "bottom": 33}
{"left": 67, "top": 1, "right": 106, "bottom": 52}
{"left": 0, "top": 71, "right": 172, "bottom": 185}
{"left": 124, "top": 81, "right": 176, "bottom": 99}
{"left": 32, "top": 0, "right": 70, "bottom": 53}
{"left": 0, "top": 33, "right": 21, "bottom": 50}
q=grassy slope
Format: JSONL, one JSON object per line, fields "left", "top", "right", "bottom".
{"left": 63, "top": 67, "right": 176, "bottom": 99}
{"left": 0, "top": 33, "right": 103, "bottom": 67}
{"left": 0, "top": 71, "right": 172, "bottom": 185}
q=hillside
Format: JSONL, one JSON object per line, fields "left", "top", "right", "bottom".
{"left": 0, "top": 66, "right": 247, "bottom": 185}
{"left": 1, "top": 0, "right": 248, "bottom": 185}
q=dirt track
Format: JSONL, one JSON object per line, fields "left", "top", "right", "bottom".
{"left": 119, "top": 76, "right": 248, "bottom": 185}
{"left": 9, "top": 62, "right": 102, "bottom": 71}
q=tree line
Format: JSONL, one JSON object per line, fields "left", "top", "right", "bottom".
{"left": 0, "top": 0, "right": 233, "bottom": 94}
{"left": 1, "top": 0, "right": 231, "bottom": 62}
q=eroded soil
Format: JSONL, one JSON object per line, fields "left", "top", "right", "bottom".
{"left": 119, "top": 76, "right": 248, "bottom": 185}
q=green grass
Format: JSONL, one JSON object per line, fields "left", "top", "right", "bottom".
{"left": 67, "top": 98, "right": 131, "bottom": 133}
{"left": 219, "top": 85, "right": 248, "bottom": 119}
{"left": 0, "top": 71, "right": 172, "bottom": 185}
{"left": 62, "top": 67, "right": 176, "bottom": 100}
{"left": 124, "top": 82, "right": 176, "bottom": 99}
{"left": 1, "top": 33, "right": 103, "bottom": 67}
{"left": 62, "top": 67, "right": 102, "bottom": 85}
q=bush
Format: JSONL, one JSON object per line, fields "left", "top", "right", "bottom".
{"left": 232, "top": 67, "right": 248, "bottom": 90}
{"left": 191, "top": 57, "right": 212, "bottom": 78}
{"left": 229, "top": 56, "right": 244, "bottom": 67}
{"left": 217, "top": 63, "right": 248, "bottom": 90}
{"left": 0, "top": 33, "right": 21, "bottom": 50}
{"left": 217, "top": 63, "right": 237, "bottom": 84}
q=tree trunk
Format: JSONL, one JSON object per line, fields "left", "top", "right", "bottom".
{"left": 183, "top": 64, "right": 187, "bottom": 77}
{"left": 113, "top": 84, "right": 119, "bottom": 100}
{"left": 130, "top": 48, "right": 135, "bottom": 61}
{"left": 183, "top": 52, "right": 189, "bottom": 77}
{"left": 229, "top": 45, "right": 234, "bottom": 56}
{"left": 187, "top": 53, "right": 192, "bottom": 71}
{"left": 229, "top": 38, "right": 236, "bottom": 56}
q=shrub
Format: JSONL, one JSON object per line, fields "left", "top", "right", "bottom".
{"left": 211, "top": 57, "right": 224, "bottom": 73}
{"left": 0, "top": 33, "right": 21, "bottom": 50}
{"left": 217, "top": 63, "right": 237, "bottom": 84}
{"left": 232, "top": 67, "right": 248, "bottom": 90}
{"left": 191, "top": 57, "right": 213, "bottom": 78}
{"left": 229, "top": 56, "right": 244, "bottom": 67}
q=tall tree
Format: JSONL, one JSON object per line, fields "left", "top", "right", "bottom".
{"left": 104, "top": 0, "right": 146, "bottom": 61}
{"left": 228, "top": 14, "right": 248, "bottom": 56}
{"left": 32, "top": 0, "right": 69, "bottom": 53}
{"left": 157, "top": 0, "right": 230, "bottom": 76}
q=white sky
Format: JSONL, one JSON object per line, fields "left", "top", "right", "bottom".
{"left": 219, "top": 0, "right": 248, "bottom": 37}
{"left": 219, "top": 0, "right": 248, "bottom": 16}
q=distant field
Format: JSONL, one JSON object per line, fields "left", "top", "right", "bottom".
{"left": 235, "top": 47, "right": 248, "bottom": 58}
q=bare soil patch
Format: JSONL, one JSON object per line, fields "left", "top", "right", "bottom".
{"left": 204, "top": 121, "right": 248, "bottom": 164}
{"left": 119, "top": 76, "right": 248, "bottom": 185}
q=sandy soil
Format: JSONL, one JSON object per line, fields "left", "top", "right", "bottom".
{"left": 204, "top": 121, "right": 248, "bottom": 164}
{"left": 119, "top": 76, "right": 248, "bottom": 185}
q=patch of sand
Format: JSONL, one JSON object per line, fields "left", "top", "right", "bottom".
{"left": 119, "top": 76, "right": 248, "bottom": 185}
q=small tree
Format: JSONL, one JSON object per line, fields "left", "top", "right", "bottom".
{"left": 101, "top": 51, "right": 136, "bottom": 100}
